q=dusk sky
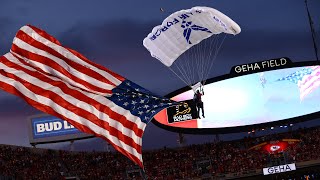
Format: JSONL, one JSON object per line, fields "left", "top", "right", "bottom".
{"left": 0, "top": 0, "right": 319, "bottom": 151}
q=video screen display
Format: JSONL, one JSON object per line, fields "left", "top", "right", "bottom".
{"left": 154, "top": 66, "right": 320, "bottom": 129}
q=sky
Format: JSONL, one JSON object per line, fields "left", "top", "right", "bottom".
{"left": 0, "top": 0, "right": 319, "bottom": 151}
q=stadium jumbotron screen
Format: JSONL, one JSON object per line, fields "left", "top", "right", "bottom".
{"left": 154, "top": 59, "right": 320, "bottom": 133}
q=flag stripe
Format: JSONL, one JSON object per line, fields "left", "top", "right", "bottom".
{"left": 0, "top": 53, "right": 143, "bottom": 163}
{"left": 298, "top": 67, "right": 320, "bottom": 87}
{"left": 300, "top": 81, "right": 320, "bottom": 100}
{"left": 11, "top": 44, "right": 112, "bottom": 96}
{"left": 0, "top": 72, "right": 143, "bottom": 163}
{"left": 1, "top": 53, "right": 145, "bottom": 140}
{"left": 66, "top": 120, "right": 143, "bottom": 168}
{"left": 12, "top": 25, "right": 124, "bottom": 93}
{"left": 11, "top": 49, "right": 146, "bottom": 134}
{"left": 25, "top": 25, "right": 125, "bottom": 82}
{"left": 15, "top": 28, "right": 120, "bottom": 87}
{"left": 300, "top": 78, "right": 320, "bottom": 100}
{"left": 299, "top": 72, "right": 320, "bottom": 90}
{"left": 25, "top": 25, "right": 125, "bottom": 83}
{"left": 13, "top": 29, "right": 118, "bottom": 89}
{"left": 12, "top": 25, "right": 146, "bottom": 131}
{"left": 298, "top": 66, "right": 320, "bottom": 100}
{"left": 0, "top": 25, "right": 173, "bottom": 168}
{"left": 11, "top": 37, "right": 114, "bottom": 95}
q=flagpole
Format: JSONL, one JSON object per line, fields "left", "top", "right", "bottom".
{"left": 304, "top": 0, "right": 319, "bottom": 61}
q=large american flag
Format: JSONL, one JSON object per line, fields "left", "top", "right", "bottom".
{"left": 0, "top": 25, "right": 175, "bottom": 168}
{"left": 276, "top": 66, "right": 320, "bottom": 100}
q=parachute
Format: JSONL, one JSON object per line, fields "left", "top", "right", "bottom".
{"left": 143, "top": 6, "right": 241, "bottom": 91}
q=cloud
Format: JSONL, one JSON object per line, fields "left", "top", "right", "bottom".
{"left": 58, "top": 20, "right": 150, "bottom": 59}
{"left": 0, "top": 18, "right": 316, "bottom": 95}
{"left": 57, "top": 20, "right": 315, "bottom": 95}
{"left": 0, "top": 95, "right": 40, "bottom": 116}
{"left": 0, "top": 17, "right": 16, "bottom": 55}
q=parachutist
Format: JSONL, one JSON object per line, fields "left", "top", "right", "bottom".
{"left": 193, "top": 89, "right": 204, "bottom": 119}
{"left": 143, "top": 7, "right": 241, "bottom": 91}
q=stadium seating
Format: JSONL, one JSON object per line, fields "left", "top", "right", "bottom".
{"left": 0, "top": 126, "right": 320, "bottom": 179}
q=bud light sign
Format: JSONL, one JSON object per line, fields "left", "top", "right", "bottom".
{"left": 28, "top": 114, "right": 93, "bottom": 144}
{"left": 32, "top": 116, "right": 80, "bottom": 139}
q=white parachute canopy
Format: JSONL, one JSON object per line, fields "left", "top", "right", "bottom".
{"left": 143, "top": 6, "right": 241, "bottom": 88}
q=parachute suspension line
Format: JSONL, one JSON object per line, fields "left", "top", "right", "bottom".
{"left": 170, "top": 33, "right": 228, "bottom": 89}
{"left": 175, "top": 63, "right": 192, "bottom": 85}
{"left": 202, "top": 34, "right": 221, "bottom": 82}
{"left": 203, "top": 35, "right": 223, "bottom": 85}
{"left": 185, "top": 43, "right": 199, "bottom": 86}
{"left": 199, "top": 35, "right": 216, "bottom": 83}
{"left": 201, "top": 38, "right": 209, "bottom": 82}
{"left": 143, "top": 6, "right": 241, "bottom": 92}
{"left": 193, "top": 43, "right": 201, "bottom": 84}
{"left": 168, "top": 66, "right": 192, "bottom": 88}
{"left": 192, "top": 34, "right": 220, "bottom": 86}
{"left": 174, "top": 44, "right": 199, "bottom": 87}
{"left": 163, "top": 56, "right": 191, "bottom": 87}
{"left": 198, "top": 21, "right": 222, "bottom": 84}
{"left": 194, "top": 39, "right": 205, "bottom": 85}
{"left": 193, "top": 42, "right": 203, "bottom": 84}
{"left": 197, "top": 38, "right": 206, "bottom": 83}
{"left": 183, "top": 50, "right": 195, "bottom": 85}
{"left": 174, "top": 33, "right": 227, "bottom": 88}
{"left": 205, "top": 36, "right": 216, "bottom": 78}
{"left": 174, "top": 49, "right": 201, "bottom": 87}
{"left": 191, "top": 41, "right": 201, "bottom": 85}
{"left": 179, "top": 52, "right": 194, "bottom": 85}
{"left": 192, "top": 37, "right": 205, "bottom": 85}
{"left": 203, "top": 33, "right": 227, "bottom": 86}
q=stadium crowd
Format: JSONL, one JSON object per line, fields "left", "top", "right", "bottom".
{"left": 0, "top": 126, "right": 320, "bottom": 179}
